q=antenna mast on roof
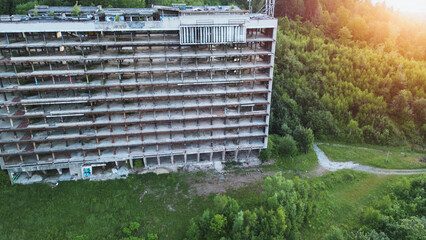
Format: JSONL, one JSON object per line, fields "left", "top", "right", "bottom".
{"left": 264, "top": 0, "right": 275, "bottom": 17}
{"left": 247, "top": 0, "right": 252, "bottom": 13}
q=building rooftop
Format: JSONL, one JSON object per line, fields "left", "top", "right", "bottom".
{"left": 28, "top": 5, "right": 101, "bottom": 15}
{"left": 0, "top": 4, "right": 252, "bottom": 22}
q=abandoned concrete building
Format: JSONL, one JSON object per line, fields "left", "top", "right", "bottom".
{"left": 0, "top": 3, "right": 277, "bottom": 182}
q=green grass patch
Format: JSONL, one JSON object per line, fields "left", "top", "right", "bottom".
{"left": 302, "top": 170, "right": 424, "bottom": 239}
{"left": 0, "top": 164, "right": 422, "bottom": 240}
{"left": 262, "top": 146, "right": 318, "bottom": 172}
{"left": 318, "top": 144, "right": 426, "bottom": 169}
{"left": 0, "top": 172, "right": 214, "bottom": 240}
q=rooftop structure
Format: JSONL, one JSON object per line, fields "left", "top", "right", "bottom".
{"left": 0, "top": 4, "right": 277, "bottom": 183}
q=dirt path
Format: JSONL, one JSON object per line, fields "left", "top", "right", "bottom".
{"left": 313, "top": 144, "right": 426, "bottom": 175}
{"left": 191, "top": 170, "right": 277, "bottom": 195}
{"left": 190, "top": 144, "right": 425, "bottom": 195}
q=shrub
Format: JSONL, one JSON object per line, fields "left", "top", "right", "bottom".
{"left": 293, "top": 126, "right": 314, "bottom": 154}
{"left": 276, "top": 135, "right": 298, "bottom": 157}
{"left": 72, "top": 2, "right": 81, "bottom": 16}
{"left": 259, "top": 148, "right": 272, "bottom": 163}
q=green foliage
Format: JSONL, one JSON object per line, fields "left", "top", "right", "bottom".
{"left": 121, "top": 220, "right": 157, "bottom": 240}
{"left": 276, "top": 135, "right": 298, "bottom": 157}
{"left": 72, "top": 1, "right": 81, "bottom": 16}
{"left": 209, "top": 214, "right": 227, "bottom": 236}
{"left": 146, "top": 233, "right": 158, "bottom": 240}
{"left": 293, "top": 126, "right": 314, "bottom": 154}
{"left": 0, "top": 170, "right": 9, "bottom": 188}
{"left": 259, "top": 148, "right": 272, "bottom": 163}
{"left": 329, "top": 175, "right": 426, "bottom": 240}
{"left": 272, "top": 16, "right": 425, "bottom": 147}
{"left": 15, "top": 1, "right": 38, "bottom": 15}
{"left": 362, "top": 207, "right": 381, "bottom": 229}
{"left": 326, "top": 226, "right": 345, "bottom": 240}
{"left": 185, "top": 172, "right": 313, "bottom": 239}
{"left": 48, "top": 10, "right": 54, "bottom": 16}
{"left": 133, "top": 159, "right": 144, "bottom": 168}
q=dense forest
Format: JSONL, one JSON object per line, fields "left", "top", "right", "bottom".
{"left": 269, "top": 0, "right": 425, "bottom": 156}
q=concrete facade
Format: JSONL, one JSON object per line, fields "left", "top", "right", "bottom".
{"left": 0, "top": 5, "right": 277, "bottom": 181}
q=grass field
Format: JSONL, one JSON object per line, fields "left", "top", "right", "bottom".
{"left": 301, "top": 170, "right": 425, "bottom": 238}
{"left": 0, "top": 172, "right": 215, "bottom": 240}
{"left": 318, "top": 143, "right": 426, "bottom": 169}
{"left": 0, "top": 148, "right": 422, "bottom": 239}
{"left": 0, "top": 148, "right": 319, "bottom": 240}
{"left": 262, "top": 146, "right": 319, "bottom": 172}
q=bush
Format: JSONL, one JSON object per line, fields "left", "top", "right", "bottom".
{"left": 293, "top": 126, "right": 314, "bottom": 154}
{"left": 276, "top": 135, "right": 298, "bottom": 157}
{"left": 326, "top": 226, "right": 345, "bottom": 240}
{"left": 259, "top": 148, "right": 272, "bottom": 163}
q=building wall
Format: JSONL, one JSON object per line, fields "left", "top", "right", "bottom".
{"left": 0, "top": 16, "right": 277, "bottom": 178}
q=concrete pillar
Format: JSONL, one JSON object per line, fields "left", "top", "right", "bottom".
{"left": 129, "top": 158, "right": 134, "bottom": 169}
{"left": 143, "top": 157, "right": 147, "bottom": 167}
{"left": 171, "top": 155, "right": 174, "bottom": 165}
{"left": 234, "top": 150, "right": 239, "bottom": 162}
{"left": 115, "top": 161, "right": 119, "bottom": 167}
{"left": 26, "top": 171, "right": 33, "bottom": 177}
{"left": 157, "top": 156, "right": 160, "bottom": 166}
{"left": 42, "top": 170, "right": 47, "bottom": 175}
{"left": 222, "top": 151, "right": 225, "bottom": 161}
{"left": 57, "top": 168, "right": 63, "bottom": 175}
{"left": 210, "top": 152, "right": 213, "bottom": 162}
{"left": 184, "top": 153, "right": 187, "bottom": 164}
{"left": 197, "top": 152, "right": 200, "bottom": 162}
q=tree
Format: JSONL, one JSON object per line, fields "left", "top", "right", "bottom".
{"left": 390, "top": 90, "right": 413, "bottom": 125}
{"left": 326, "top": 226, "right": 345, "bottom": 240}
{"left": 276, "top": 135, "right": 298, "bottom": 157}
{"left": 304, "top": 0, "right": 319, "bottom": 20}
{"left": 348, "top": 15, "right": 369, "bottom": 41}
{"left": 259, "top": 148, "right": 272, "bottom": 163}
{"left": 209, "top": 214, "right": 227, "bottom": 237}
{"left": 252, "top": 0, "right": 265, "bottom": 13}
{"left": 15, "top": 1, "right": 37, "bottom": 15}
{"left": 293, "top": 126, "right": 314, "bottom": 154}
{"left": 72, "top": 2, "right": 81, "bottom": 16}
{"left": 275, "top": 0, "right": 305, "bottom": 19}
{"left": 339, "top": 26, "right": 352, "bottom": 41}
{"left": 336, "top": 6, "right": 351, "bottom": 28}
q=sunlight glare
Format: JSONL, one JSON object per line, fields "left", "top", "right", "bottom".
{"left": 372, "top": 0, "right": 426, "bottom": 13}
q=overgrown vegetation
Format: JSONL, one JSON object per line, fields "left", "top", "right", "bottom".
{"left": 185, "top": 172, "right": 314, "bottom": 239}
{"left": 184, "top": 170, "right": 425, "bottom": 240}
{"left": 0, "top": 171, "right": 211, "bottom": 239}
{"left": 272, "top": 16, "right": 425, "bottom": 148}
{"left": 326, "top": 175, "right": 426, "bottom": 239}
